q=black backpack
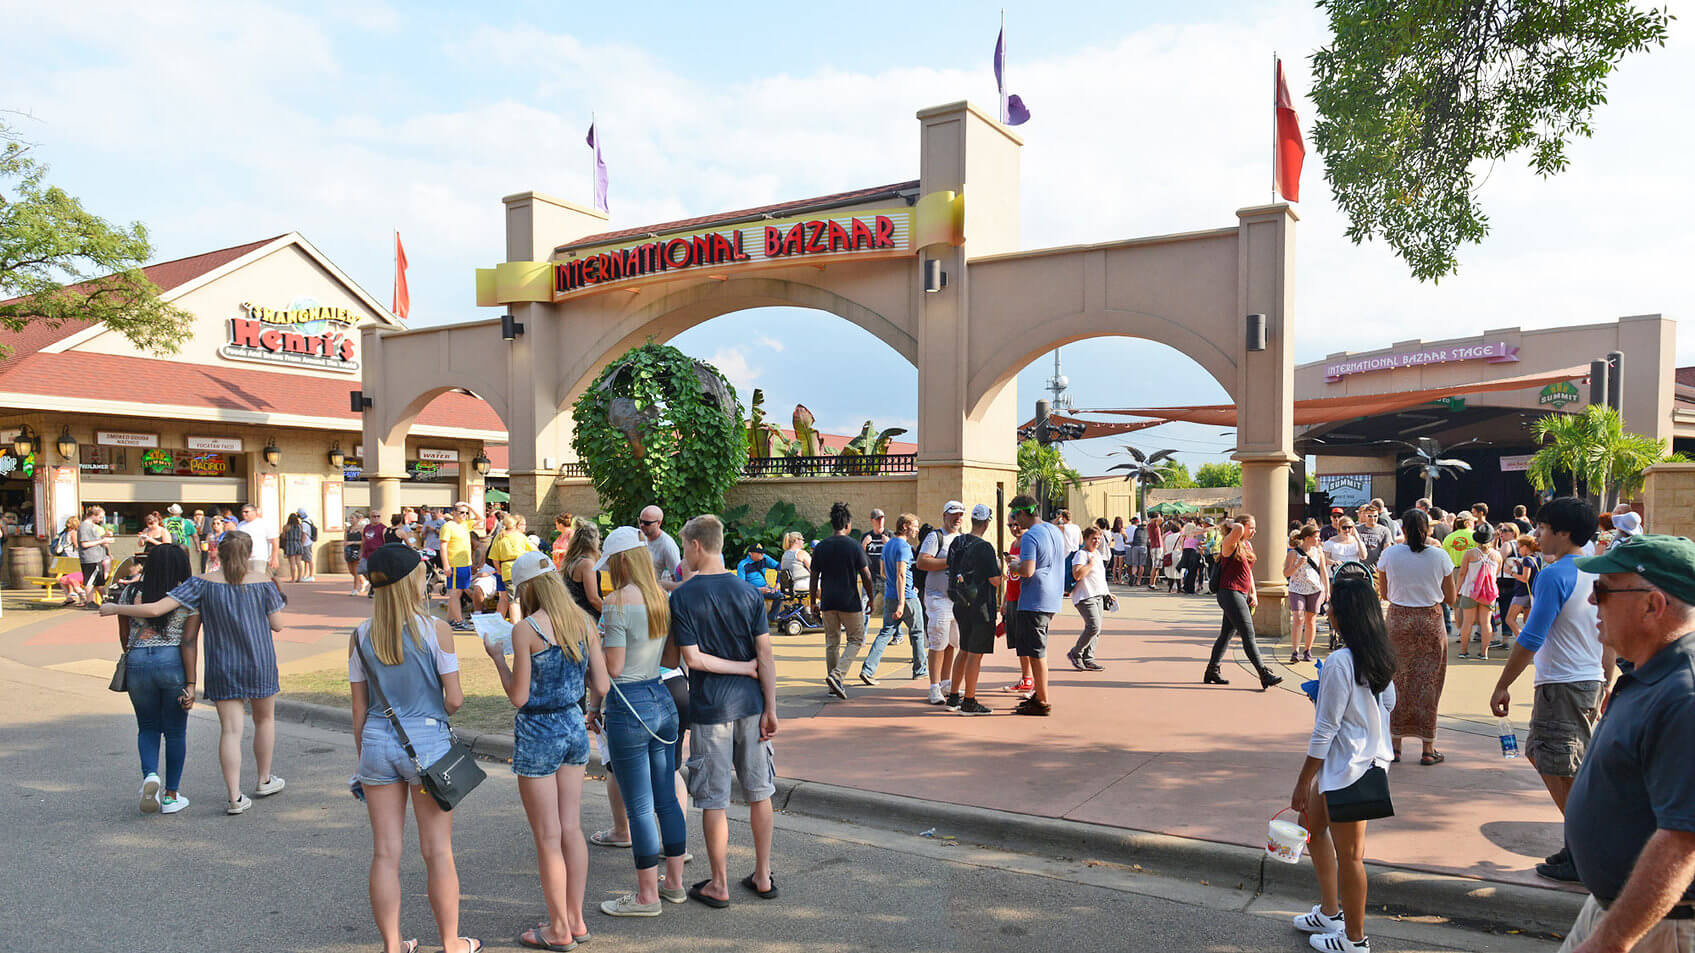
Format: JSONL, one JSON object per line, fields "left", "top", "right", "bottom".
{"left": 912, "top": 523, "right": 936, "bottom": 591}
{"left": 947, "top": 534, "right": 997, "bottom": 624}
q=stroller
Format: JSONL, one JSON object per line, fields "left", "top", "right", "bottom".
{"left": 770, "top": 570, "right": 820, "bottom": 636}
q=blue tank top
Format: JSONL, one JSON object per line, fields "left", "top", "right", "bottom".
{"left": 520, "top": 617, "right": 586, "bottom": 714}
{"left": 356, "top": 615, "right": 449, "bottom": 730}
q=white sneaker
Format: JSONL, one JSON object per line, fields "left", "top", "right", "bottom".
{"left": 159, "top": 793, "right": 190, "bottom": 814}
{"left": 1309, "top": 932, "right": 1369, "bottom": 952}
{"left": 226, "top": 794, "right": 253, "bottom": 815}
{"left": 927, "top": 683, "right": 946, "bottom": 705}
{"left": 1293, "top": 905, "right": 1345, "bottom": 934}
{"left": 139, "top": 773, "right": 162, "bottom": 814}
{"left": 940, "top": 679, "right": 952, "bottom": 696}
{"left": 254, "top": 775, "right": 286, "bottom": 797}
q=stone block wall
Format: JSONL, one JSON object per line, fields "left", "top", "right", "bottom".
{"left": 1642, "top": 463, "right": 1695, "bottom": 539}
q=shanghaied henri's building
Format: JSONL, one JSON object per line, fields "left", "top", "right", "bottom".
{"left": 0, "top": 234, "right": 502, "bottom": 578}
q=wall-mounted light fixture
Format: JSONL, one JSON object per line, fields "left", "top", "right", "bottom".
{"left": 1246, "top": 313, "right": 1267, "bottom": 352}
{"left": 11, "top": 424, "right": 36, "bottom": 458}
{"left": 56, "top": 425, "right": 79, "bottom": 460}
{"left": 501, "top": 314, "right": 525, "bottom": 341}
{"left": 351, "top": 391, "right": 374, "bottom": 413}
{"left": 923, "top": 259, "right": 948, "bottom": 293}
{"left": 327, "top": 441, "right": 346, "bottom": 469}
{"left": 263, "top": 438, "right": 282, "bottom": 468}
{"left": 472, "top": 448, "right": 492, "bottom": 476}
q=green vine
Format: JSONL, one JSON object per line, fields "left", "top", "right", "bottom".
{"left": 571, "top": 342, "right": 746, "bottom": 527}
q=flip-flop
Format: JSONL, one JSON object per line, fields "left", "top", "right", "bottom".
{"left": 1420, "top": 751, "right": 1446, "bottom": 766}
{"left": 517, "top": 926, "right": 576, "bottom": 951}
{"left": 740, "top": 873, "right": 779, "bottom": 899}
{"left": 381, "top": 942, "right": 418, "bottom": 953}
{"left": 531, "top": 921, "right": 590, "bottom": 944}
{"left": 588, "top": 829, "right": 632, "bottom": 848}
{"left": 687, "top": 879, "right": 729, "bottom": 909}
{"left": 454, "top": 940, "right": 483, "bottom": 953}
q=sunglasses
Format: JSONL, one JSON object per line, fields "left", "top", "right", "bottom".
{"left": 639, "top": 519, "right": 659, "bottom": 527}
{"left": 1592, "top": 581, "right": 1657, "bottom": 603}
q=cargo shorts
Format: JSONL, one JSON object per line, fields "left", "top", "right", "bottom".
{"left": 1525, "top": 680, "right": 1604, "bottom": 778}
{"left": 684, "top": 714, "right": 776, "bottom": 811}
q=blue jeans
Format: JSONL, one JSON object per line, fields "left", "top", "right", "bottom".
{"left": 604, "top": 678, "right": 687, "bottom": 870}
{"left": 861, "top": 594, "right": 925, "bottom": 679}
{"left": 126, "top": 645, "right": 189, "bottom": 790}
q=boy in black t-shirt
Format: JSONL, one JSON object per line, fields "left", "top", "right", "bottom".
{"left": 945, "top": 504, "right": 1003, "bottom": 714}
{"left": 812, "top": 502, "right": 873, "bottom": 698}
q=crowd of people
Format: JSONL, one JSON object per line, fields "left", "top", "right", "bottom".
{"left": 76, "top": 485, "right": 1695, "bottom": 953}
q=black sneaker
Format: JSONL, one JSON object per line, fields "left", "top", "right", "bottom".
{"left": 1544, "top": 846, "right": 1570, "bottom": 866}
{"left": 1536, "top": 857, "right": 1581, "bottom": 883}
{"left": 1013, "top": 697, "right": 1051, "bottom": 716}
{"left": 1083, "top": 660, "right": 1105, "bottom": 672}
{"left": 957, "top": 698, "right": 991, "bottom": 715}
{"left": 1066, "top": 649, "right": 1086, "bottom": 671}
{"left": 825, "top": 674, "right": 847, "bottom": 699}
{"left": 945, "top": 693, "right": 961, "bottom": 711}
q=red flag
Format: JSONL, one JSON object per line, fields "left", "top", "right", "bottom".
{"left": 391, "top": 232, "right": 410, "bottom": 319}
{"left": 1274, "top": 59, "right": 1305, "bottom": 203}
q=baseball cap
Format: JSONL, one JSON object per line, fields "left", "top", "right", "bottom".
{"left": 296, "top": 508, "right": 309, "bottom": 518}
{"left": 167, "top": 504, "right": 182, "bottom": 515}
{"left": 943, "top": 500, "right": 966, "bottom": 515}
{"left": 1612, "top": 511, "right": 1642, "bottom": 537}
{"left": 1330, "top": 507, "right": 1344, "bottom": 515}
{"left": 510, "top": 550, "right": 556, "bottom": 590}
{"left": 595, "top": 525, "right": 647, "bottom": 571}
{"left": 747, "top": 542, "right": 765, "bottom": 553}
{"left": 870, "top": 508, "right": 885, "bottom": 519}
{"left": 971, "top": 503, "right": 993, "bottom": 521}
{"left": 366, "top": 543, "right": 421, "bottom": 589}
{"left": 1574, "top": 534, "right": 1695, "bottom": 606}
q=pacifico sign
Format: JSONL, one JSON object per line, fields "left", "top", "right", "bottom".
{"left": 551, "top": 207, "right": 916, "bottom": 301}
{"left": 221, "top": 301, "right": 361, "bottom": 374}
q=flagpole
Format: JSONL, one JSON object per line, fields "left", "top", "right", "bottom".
{"left": 1000, "top": 9, "right": 1007, "bottom": 125}
{"left": 1271, "top": 53, "right": 1279, "bottom": 204}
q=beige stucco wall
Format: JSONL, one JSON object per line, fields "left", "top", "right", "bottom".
{"left": 538, "top": 475, "right": 920, "bottom": 530}
{"left": 1642, "top": 463, "right": 1695, "bottom": 539}
{"left": 1068, "top": 478, "right": 1137, "bottom": 528}
{"left": 78, "top": 240, "right": 393, "bottom": 380}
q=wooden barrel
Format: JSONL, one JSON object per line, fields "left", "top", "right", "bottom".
{"left": 4, "top": 541, "right": 46, "bottom": 590}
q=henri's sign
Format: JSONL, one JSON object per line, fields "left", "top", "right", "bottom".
{"left": 221, "top": 301, "right": 360, "bottom": 373}
{"left": 551, "top": 207, "right": 915, "bottom": 301}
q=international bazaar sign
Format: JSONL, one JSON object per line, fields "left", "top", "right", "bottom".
{"left": 221, "top": 301, "right": 360, "bottom": 374}
{"left": 1324, "top": 341, "right": 1520, "bottom": 382}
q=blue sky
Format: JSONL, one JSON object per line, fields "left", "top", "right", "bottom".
{"left": 9, "top": 0, "right": 1691, "bottom": 472}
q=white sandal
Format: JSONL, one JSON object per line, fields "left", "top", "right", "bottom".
{"left": 588, "top": 829, "right": 632, "bottom": 848}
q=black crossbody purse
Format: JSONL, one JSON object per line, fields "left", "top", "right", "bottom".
{"left": 356, "top": 630, "right": 485, "bottom": 811}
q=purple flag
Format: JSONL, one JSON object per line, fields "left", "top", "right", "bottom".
{"left": 993, "top": 26, "right": 1031, "bottom": 126}
{"left": 586, "top": 122, "right": 609, "bottom": 212}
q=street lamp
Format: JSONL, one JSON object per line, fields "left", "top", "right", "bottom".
{"left": 56, "top": 425, "right": 78, "bottom": 460}
{"left": 472, "top": 448, "right": 491, "bottom": 476}
{"left": 263, "top": 438, "right": 282, "bottom": 468}
{"left": 327, "top": 441, "right": 345, "bottom": 469}
{"left": 11, "top": 424, "right": 36, "bottom": 458}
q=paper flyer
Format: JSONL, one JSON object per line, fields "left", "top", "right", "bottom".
{"left": 470, "top": 613, "right": 514, "bottom": 656}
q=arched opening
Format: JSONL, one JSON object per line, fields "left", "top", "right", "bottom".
{"left": 345, "top": 387, "right": 507, "bottom": 518}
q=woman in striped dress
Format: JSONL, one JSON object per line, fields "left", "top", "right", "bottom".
{"left": 105, "top": 531, "right": 287, "bottom": 814}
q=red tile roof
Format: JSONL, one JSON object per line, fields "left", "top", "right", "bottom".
{"left": 1678, "top": 366, "right": 1695, "bottom": 388}
{"left": 0, "top": 235, "right": 284, "bottom": 373}
{"left": 559, "top": 181, "right": 920, "bottom": 252}
{"left": 0, "top": 350, "right": 504, "bottom": 432}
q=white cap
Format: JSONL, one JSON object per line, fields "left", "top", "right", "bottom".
{"left": 971, "top": 503, "right": 993, "bottom": 521}
{"left": 166, "top": 504, "right": 183, "bottom": 515}
{"left": 943, "top": 500, "right": 966, "bottom": 515}
{"left": 1613, "top": 511, "right": 1642, "bottom": 536}
{"left": 595, "top": 525, "right": 647, "bottom": 571}
{"left": 509, "top": 550, "right": 555, "bottom": 590}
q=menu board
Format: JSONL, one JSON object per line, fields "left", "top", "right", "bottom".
{"left": 322, "top": 481, "right": 344, "bottom": 531}
{"left": 259, "top": 471, "right": 280, "bottom": 522}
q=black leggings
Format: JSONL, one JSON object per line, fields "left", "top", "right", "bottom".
{"left": 1209, "top": 588, "right": 1267, "bottom": 672}
{"left": 1179, "top": 549, "right": 1203, "bottom": 593}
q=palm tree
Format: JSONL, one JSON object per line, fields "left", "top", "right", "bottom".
{"left": 1107, "top": 445, "right": 1178, "bottom": 521}
{"left": 1397, "top": 437, "right": 1478, "bottom": 503}
{"left": 1017, "top": 439, "right": 1082, "bottom": 516}
{"left": 1528, "top": 405, "right": 1676, "bottom": 508}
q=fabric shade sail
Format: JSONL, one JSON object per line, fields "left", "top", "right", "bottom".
{"left": 1015, "top": 413, "right": 1167, "bottom": 440}
{"left": 1080, "top": 367, "right": 1590, "bottom": 428}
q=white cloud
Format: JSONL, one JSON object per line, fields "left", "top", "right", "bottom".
{"left": 706, "top": 346, "right": 760, "bottom": 395}
{"left": 755, "top": 335, "right": 785, "bottom": 353}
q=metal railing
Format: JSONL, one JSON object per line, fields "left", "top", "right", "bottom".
{"left": 557, "top": 454, "right": 916, "bottom": 481}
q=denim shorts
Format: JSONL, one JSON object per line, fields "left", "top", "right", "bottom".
{"left": 358, "top": 719, "right": 451, "bottom": 786}
{"left": 513, "top": 709, "right": 590, "bottom": 777}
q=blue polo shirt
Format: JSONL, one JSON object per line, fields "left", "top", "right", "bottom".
{"left": 1566, "top": 632, "right": 1695, "bottom": 904}
{"left": 1015, "top": 520, "right": 1066, "bottom": 614}
{"left": 883, "top": 536, "right": 916, "bottom": 602}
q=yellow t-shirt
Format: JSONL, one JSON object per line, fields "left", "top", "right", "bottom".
{"left": 1442, "top": 528, "right": 1476, "bottom": 568}
{"left": 487, "top": 532, "right": 534, "bottom": 582}
{"left": 440, "top": 519, "right": 472, "bottom": 568}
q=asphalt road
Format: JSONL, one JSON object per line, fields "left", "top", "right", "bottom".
{"left": 0, "top": 657, "right": 1552, "bottom": 953}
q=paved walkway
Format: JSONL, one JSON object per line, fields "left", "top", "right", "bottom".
{"left": 0, "top": 577, "right": 1574, "bottom": 894}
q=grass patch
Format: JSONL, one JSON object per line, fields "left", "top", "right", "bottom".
{"left": 281, "top": 664, "right": 519, "bottom": 736}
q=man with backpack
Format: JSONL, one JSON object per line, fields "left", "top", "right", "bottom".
{"left": 163, "top": 504, "right": 197, "bottom": 559}
{"left": 294, "top": 507, "right": 318, "bottom": 581}
{"left": 916, "top": 502, "right": 966, "bottom": 705}
{"left": 944, "top": 504, "right": 1002, "bottom": 714}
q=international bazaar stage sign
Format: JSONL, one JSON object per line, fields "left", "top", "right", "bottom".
{"left": 1324, "top": 342, "right": 1520, "bottom": 382}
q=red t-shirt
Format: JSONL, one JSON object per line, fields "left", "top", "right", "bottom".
{"left": 361, "top": 522, "right": 385, "bottom": 558}
{"left": 1005, "top": 538, "right": 1022, "bottom": 605}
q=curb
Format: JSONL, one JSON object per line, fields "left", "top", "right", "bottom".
{"left": 276, "top": 696, "right": 1584, "bottom": 936}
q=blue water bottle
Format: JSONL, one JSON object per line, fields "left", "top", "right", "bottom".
{"left": 1497, "top": 717, "right": 1519, "bottom": 759}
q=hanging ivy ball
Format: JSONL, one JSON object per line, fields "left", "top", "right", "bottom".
{"left": 571, "top": 342, "right": 745, "bottom": 527}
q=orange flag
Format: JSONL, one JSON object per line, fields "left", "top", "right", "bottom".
{"left": 391, "top": 232, "right": 410, "bottom": 319}
{"left": 1274, "top": 59, "right": 1305, "bottom": 203}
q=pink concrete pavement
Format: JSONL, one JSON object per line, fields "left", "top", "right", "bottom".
{"left": 0, "top": 577, "right": 1577, "bottom": 895}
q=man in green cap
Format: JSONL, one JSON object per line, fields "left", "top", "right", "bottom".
{"left": 1556, "top": 533, "right": 1695, "bottom": 953}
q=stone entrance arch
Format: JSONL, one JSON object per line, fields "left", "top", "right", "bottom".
{"left": 359, "top": 100, "right": 1298, "bottom": 628}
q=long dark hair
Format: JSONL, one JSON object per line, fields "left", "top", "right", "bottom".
{"left": 1401, "top": 508, "right": 1432, "bottom": 553}
{"left": 139, "top": 543, "right": 192, "bottom": 604}
{"left": 1330, "top": 573, "right": 1397, "bottom": 694}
